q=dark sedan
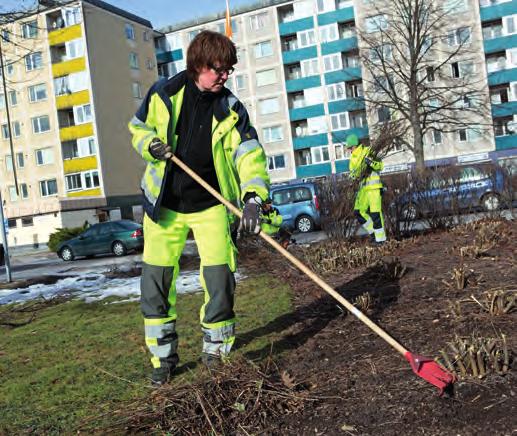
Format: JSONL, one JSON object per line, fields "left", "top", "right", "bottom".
{"left": 57, "top": 220, "right": 143, "bottom": 261}
{"left": 393, "top": 165, "right": 505, "bottom": 220}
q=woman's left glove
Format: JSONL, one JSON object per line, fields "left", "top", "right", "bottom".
{"left": 239, "top": 195, "right": 262, "bottom": 234}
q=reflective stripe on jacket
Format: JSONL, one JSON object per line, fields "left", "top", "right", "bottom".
{"left": 128, "top": 71, "right": 270, "bottom": 222}
{"left": 349, "top": 144, "right": 383, "bottom": 190}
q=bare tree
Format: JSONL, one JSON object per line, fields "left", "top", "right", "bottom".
{"left": 357, "top": 0, "right": 491, "bottom": 171}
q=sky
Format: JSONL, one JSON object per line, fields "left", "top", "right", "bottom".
{"left": 1, "top": 0, "right": 258, "bottom": 29}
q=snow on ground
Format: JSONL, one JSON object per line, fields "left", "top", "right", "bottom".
{"left": 0, "top": 270, "right": 246, "bottom": 305}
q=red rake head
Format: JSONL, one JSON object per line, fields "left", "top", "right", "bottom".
{"left": 404, "top": 351, "right": 455, "bottom": 395}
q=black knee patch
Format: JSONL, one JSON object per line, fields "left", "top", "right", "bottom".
{"left": 354, "top": 210, "right": 367, "bottom": 224}
{"left": 140, "top": 263, "right": 174, "bottom": 318}
{"left": 371, "top": 212, "right": 382, "bottom": 229}
{"left": 202, "top": 264, "right": 236, "bottom": 324}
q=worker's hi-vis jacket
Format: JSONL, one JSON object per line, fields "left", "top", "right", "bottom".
{"left": 261, "top": 207, "right": 283, "bottom": 236}
{"left": 349, "top": 145, "right": 384, "bottom": 191}
{"left": 128, "top": 71, "right": 270, "bottom": 222}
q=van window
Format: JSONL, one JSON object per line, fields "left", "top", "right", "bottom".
{"left": 293, "top": 187, "right": 311, "bottom": 202}
{"left": 272, "top": 189, "right": 290, "bottom": 205}
{"left": 272, "top": 186, "right": 312, "bottom": 205}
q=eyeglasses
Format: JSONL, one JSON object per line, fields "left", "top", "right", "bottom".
{"left": 208, "top": 64, "right": 235, "bottom": 76}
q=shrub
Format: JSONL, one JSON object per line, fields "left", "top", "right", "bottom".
{"left": 47, "top": 222, "right": 89, "bottom": 253}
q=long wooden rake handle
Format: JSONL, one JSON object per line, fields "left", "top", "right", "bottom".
{"left": 171, "top": 155, "right": 408, "bottom": 357}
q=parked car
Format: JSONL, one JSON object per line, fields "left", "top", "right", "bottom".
{"left": 57, "top": 220, "right": 143, "bottom": 261}
{"left": 392, "top": 165, "right": 505, "bottom": 220}
{"left": 270, "top": 181, "right": 321, "bottom": 232}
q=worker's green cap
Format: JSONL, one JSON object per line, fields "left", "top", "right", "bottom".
{"left": 345, "top": 134, "right": 359, "bottom": 147}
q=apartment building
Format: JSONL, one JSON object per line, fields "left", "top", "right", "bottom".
{"left": 155, "top": 0, "right": 517, "bottom": 181}
{"left": 0, "top": 0, "right": 157, "bottom": 247}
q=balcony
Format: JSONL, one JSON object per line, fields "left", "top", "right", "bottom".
{"left": 317, "top": 6, "right": 354, "bottom": 26}
{"left": 67, "top": 187, "right": 101, "bottom": 198}
{"left": 282, "top": 45, "right": 318, "bottom": 64}
{"left": 296, "top": 162, "right": 332, "bottom": 178}
{"left": 321, "top": 36, "right": 358, "bottom": 56}
{"left": 484, "top": 33, "right": 517, "bottom": 54}
{"left": 330, "top": 126, "right": 369, "bottom": 143}
{"left": 492, "top": 100, "right": 517, "bottom": 117}
{"left": 328, "top": 97, "right": 365, "bottom": 114}
{"left": 488, "top": 67, "right": 517, "bottom": 85}
{"left": 60, "top": 123, "right": 94, "bottom": 142}
{"left": 156, "top": 48, "right": 183, "bottom": 64}
{"left": 285, "top": 75, "right": 322, "bottom": 92}
{"left": 279, "top": 16, "right": 314, "bottom": 36}
{"left": 55, "top": 89, "right": 89, "bottom": 110}
{"left": 324, "top": 66, "right": 361, "bottom": 85}
{"left": 480, "top": 0, "right": 517, "bottom": 22}
{"left": 495, "top": 134, "right": 517, "bottom": 150}
{"left": 63, "top": 155, "right": 98, "bottom": 174}
{"left": 289, "top": 103, "right": 325, "bottom": 121}
{"left": 52, "top": 57, "right": 86, "bottom": 78}
{"left": 48, "top": 23, "right": 82, "bottom": 46}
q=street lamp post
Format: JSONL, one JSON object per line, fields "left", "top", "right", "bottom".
{"left": 0, "top": 190, "right": 12, "bottom": 282}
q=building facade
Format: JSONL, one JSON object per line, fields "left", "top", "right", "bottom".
{"left": 0, "top": 0, "right": 157, "bottom": 247}
{"left": 155, "top": 0, "right": 517, "bottom": 180}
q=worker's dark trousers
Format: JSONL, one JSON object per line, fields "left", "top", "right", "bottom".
{"left": 140, "top": 205, "right": 237, "bottom": 369}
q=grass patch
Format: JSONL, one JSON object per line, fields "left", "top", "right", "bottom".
{"left": 0, "top": 274, "right": 292, "bottom": 433}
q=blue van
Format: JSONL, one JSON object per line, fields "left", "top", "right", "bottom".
{"left": 269, "top": 181, "right": 321, "bottom": 232}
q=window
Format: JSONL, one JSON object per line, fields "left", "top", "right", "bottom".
{"left": 21, "top": 20, "right": 38, "bottom": 38}
{"left": 0, "top": 94, "right": 4, "bottom": 110}
{"left": 78, "top": 136, "right": 96, "bottom": 156}
{"left": 39, "top": 179, "right": 58, "bottom": 197}
{"left": 365, "top": 15, "right": 388, "bottom": 33}
{"left": 370, "top": 44, "right": 392, "bottom": 63}
{"left": 327, "top": 82, "right": 346, "bottom": 101}
{"left": 451, "top": 61, "right": 474, "bottom": 78}
{"left": 217, "top": 19, "right": 238, "bottom": 35}
{"left": 317, "top": 0, "right": 336, "bottom": 13}
{"left": 16, "top": 152, "right": 24, "bottom": 168}
{"left": 457, "top": 128, "right": 482, "bottom": 142}
{"left": 334, "top": 144, "right": 350, "bottom": 160}
{"left": 125, "top": 23, "right": 135, "bottom": 40}
{"left": 84, "top": 170, "right": 100, "bottom": 189}
{"left": 256, "top": 69, "right": 277, "bottom": 87}
{"left": 132, "top": 82, "right": 142, "bottom": 99}
{"left": 25, "top": 52, "right": 43, "bottom": 71}
{"left": 129, "top": 52, "right": 139, "bottom": 69}
{"left": 426, "top": 66, "right": 435, "bottom": 82}
{"left": 268, "top": 154, "right": 286, "bottom": 171}
{"left": 12, "top": 183, "right": 29, "bottom": 200}
{"left": 2, "top": 30, "right": 9, "bottom": 42}
{"left": 311, "top": 146, "right": 330, "bottom": 164}
{"left": 74, "top": 104, "right": 92, "bottom": 124}
{"left": 347, "top": 81, "right": 363, "bottom": 98}
{"left": 28, "top": 83, "right": 47, "bottom": 102}
{"left": 378, "top": 106, "right": 391, "bottom": 122}
{"left": 12, "top": 121, "right": 20, "bottom": 137}
{"left": 8, "top": 91, "right": 17, "bottom": 106}
{"left": 235, "top": 74, "right": 246, "bottom": 90}
{"left": 188, "top": 29, "right": 201, "bottom": 42}
{"left": 323, "top": 53, "right": 342, "bottom": 72}
{"left": 62, "top": 141, "right": 79, "bottom": 160}
{"left": 298, "top": 29, "right": 316, "bottom": 48}
{"left": 319, "top": 24, "right": 339, "bottom": 43}
{"left": 307, "top": 116, "right": 327, "bottom": 134}
{"left": 21, "top": 216, "right": 34, "bottom": 227}
{"left": 447, "top": 27, "right": 471, "bottom": 46}
{"left": 7, "top": 218, "right": 17, "bottom": 228}
{"left": 36, "top": 147, "right": 54, "bottom": 165}
{"left": 66, "top": 39, "right": 84, "bottom": 59}
{"left": 254, "top": 40, "right": 273, "bottom": 58}
{"left": 63, "top": 7, "right": 82, "bottom": 26}
{"left": 504, "top": 15, "right": 516, "bottom": 35}
{"left": 32, "top": 115, "right": 50, "bottom": 133}
{"left": 249, "top": 12, "right": 268, "bottom": 30}
{"left": 262, "top": 126, "right": 283, "bottom": 143}
{"left": 259, "top": 97, "right": 280, "bottom": 115}
{"left": 5, "top": 154, "right": 13, "bottom": 171}
{"left": 66, "top": 173, "right": 82, "bottom": 191}
{"left": 443, "top": 0, "right": 468, "bottom": 14}
{"left": 1, "top": 124, "right": 8, "bottom": 139}
{"left": 143, "top": 30, "right": 150, "bottom": 41}
{"left": 330, "top": 112, "right": 349, "bottom": 130}
{"left": 301, "top": 58, "right": 319, "bottom": 77}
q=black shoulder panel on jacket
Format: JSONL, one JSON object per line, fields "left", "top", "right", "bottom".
{"left": 135, "top": 71, "right": 188, "bottom": 122}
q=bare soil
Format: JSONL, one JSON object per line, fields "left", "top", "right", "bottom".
{"left": 236, "top": 219, "right": 516, "bottom": 435}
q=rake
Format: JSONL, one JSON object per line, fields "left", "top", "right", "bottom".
{"left": 171, "top": 155, "right": 455, "bottom": 394}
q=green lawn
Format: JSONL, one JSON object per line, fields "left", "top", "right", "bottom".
{"left": 0, "top": 274, "right": 292, "bottom": 433}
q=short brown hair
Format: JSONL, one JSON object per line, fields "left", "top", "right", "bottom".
{"left": 186, "top": 30, "right": 237, "bottom": 80}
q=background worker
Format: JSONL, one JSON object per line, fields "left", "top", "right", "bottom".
{"left": 346, "top": 134, "right": 387, "bottom": 244}
{"left": 128, "top": 30, "right": 270, "bottom": 385}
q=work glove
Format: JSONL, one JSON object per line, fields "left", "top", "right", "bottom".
{"left": 239, "top": 195, "right": 262, "bottom": 234}
{"left": 364, "top": 156, "right": 373, "bottom": 167}
{"left": 149, "top": 138, "right": 173, "bottom": 160}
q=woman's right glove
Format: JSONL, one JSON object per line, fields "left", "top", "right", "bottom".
{"left": 149, "top": 138, "right": 173, "bottom": 160}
